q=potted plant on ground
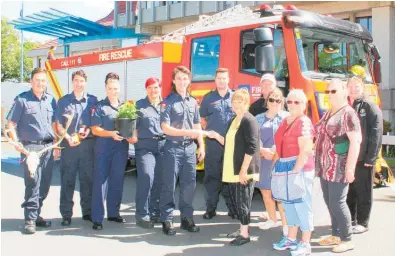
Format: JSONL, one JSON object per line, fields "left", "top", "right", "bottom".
{"left": 114, "top": 100, "right": 138, "bottom": 138}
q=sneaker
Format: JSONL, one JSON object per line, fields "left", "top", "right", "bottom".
{"left": 259, "top": 219, "right": 280, "bottom": 230}
{"left": 273, "top": 236, "right": 298, "bottom": 251}
{"left": 318, "top": 235, "right": 341, "bottom": 246}
{"left": 24, "top": 220, "right": 36, "bottom": 235}
{"left": 352, "top": 225, "right": 369, "bottom": 234}
{"left": 332, "top": 241, "right": 355, "bottom": 253}
{"left": 291, "top": 242, "right": 312, "bottom": 256}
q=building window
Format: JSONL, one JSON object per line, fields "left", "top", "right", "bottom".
{"left": 356, "top": 16, "right": 372, "bottom": 33}
{"left": 240, "top": 28, "right": 287, "bottom": 81}
{"left": 191, "top": 35, "right": 220, "bottom": 82}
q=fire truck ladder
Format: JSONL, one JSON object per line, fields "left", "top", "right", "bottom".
{"left": 146, "top": 4, "right": 261, "bottom": 44}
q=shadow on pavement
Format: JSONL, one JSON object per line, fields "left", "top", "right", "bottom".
{"left": 1, "top": 161, "right": 62, "bottom": 187}
{"left": 8, "top": 212, "right": 332, "bottom": 256}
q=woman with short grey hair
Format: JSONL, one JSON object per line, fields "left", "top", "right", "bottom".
{"left": 271, "top": 89, "right": 315, "bottom": 256}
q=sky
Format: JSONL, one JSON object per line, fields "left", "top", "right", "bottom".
{"left": 1, "top": 0, "right": 114, "bottom": 43}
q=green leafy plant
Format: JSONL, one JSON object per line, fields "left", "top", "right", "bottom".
{"left": 116, "top": 100, "right": 138, "bottom": 119}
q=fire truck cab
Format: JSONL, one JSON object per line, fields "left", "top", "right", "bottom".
{"left": 178, "top": 4, "right": 382, "bottom": 124}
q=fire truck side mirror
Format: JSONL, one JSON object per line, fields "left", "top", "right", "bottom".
{"left": 253, "top": 27, "right": 275, "bottom": 73}
{"left": 372, "top": 45, "right": 382, "bottom": 84}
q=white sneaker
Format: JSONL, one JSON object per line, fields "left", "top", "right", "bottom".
{"left": 259, "top": 220, "right": 280, "bottom": 230}
{"left": 353, "top": 225, "right": 369, "bottom": 234}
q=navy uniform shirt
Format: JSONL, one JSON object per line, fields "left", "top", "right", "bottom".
{"left": 54, "top": 92, "right": 98, "bottom": 135}
{"left": 136, "top": 97, "right": 163, "bottom": 139}
{"left": 160, "top": 92, "right": 200, "bottom": 141}
{"left": 6, "top": 89, "right": 56, "bottom": 141}
{"left": 90, "top": 98, "right": 122, "bottom": 131}
{"left": 200, "top": 89, "right": 234, "bottom": 136}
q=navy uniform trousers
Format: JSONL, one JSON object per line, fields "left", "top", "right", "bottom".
{"left": 59, "top": 138, "right": 95, "bottom": 218}
{"left": 160, "top": 141, "right": 197, "bottom": 221}
{"left": 91, "top": 138, "right": 128, "bottom": 223}
{"left": 135, "top": 139, "right": 164, "bottom": 221}
{"left": 204, "top": 138, "right": 234, "bottom": 213}
{"left": 21, "top": 142, "right": 54, "bottom": 221}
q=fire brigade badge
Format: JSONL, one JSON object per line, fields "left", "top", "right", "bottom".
{"left": 91, "top": 107, "right": 96, "bottom": 116}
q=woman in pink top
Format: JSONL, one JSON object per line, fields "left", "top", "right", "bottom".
{"left": 272, "top": 89, "right": 315, "bottom": 256}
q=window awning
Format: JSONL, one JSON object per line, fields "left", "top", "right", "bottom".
{"left": 8, "top": 8, "right": 149, "bottom": 44}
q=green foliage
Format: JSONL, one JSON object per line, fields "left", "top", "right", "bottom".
{"left": 318, "top": 52, "right": 348, "bottom": 73}
{"left": 116, "top": 101, "right": 138, "bottom": 119}
{"left": 1, "top": 17, "right": 40, "bottom": 82}
{"left": 383, "top": 119, "right": 392, "bottom": 135}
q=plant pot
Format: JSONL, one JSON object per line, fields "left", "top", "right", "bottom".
{"left": 114, "top": 118, "right": 136, "bottom": 138}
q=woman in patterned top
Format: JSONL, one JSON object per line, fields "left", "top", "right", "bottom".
{"left": 255, "top": 88, "right": 289, "bottom": 236}
{"left": 271, "top": 89, "right": 315, "bottom": 256}
{"left": 315, "top": 79, "right": 362, "bottom": 253}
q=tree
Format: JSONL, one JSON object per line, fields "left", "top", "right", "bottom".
{"left": 1, "top": 17, "right": 40, "bottom": 82}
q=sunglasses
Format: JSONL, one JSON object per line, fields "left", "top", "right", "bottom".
{"left": 286, "top": 100, "right": 301, "bottom": 105}
{"left": 324, "top": 89, "right": 337, "bottom": 94}
{"left": 268, "top": 98, "right": 282, "bottom": 104}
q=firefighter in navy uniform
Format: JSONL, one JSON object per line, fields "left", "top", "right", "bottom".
{"left": 55, "top": 70, "right": 98, "bottom": 226}
{"left": 199, "top": 68, "right": 237, "bottom": 219}
{"left": 90, "top": 72, "right": 130, "bottom": 230}
{"left": 129, "top": 77, "right": 164, "bottom": 229}
{"left": 6, "top": 68, "right": 59, "bottom": 234}
{"left": 160, "top": 66, "right": 205, "bottom": 236}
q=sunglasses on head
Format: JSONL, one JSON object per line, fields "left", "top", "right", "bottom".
{"left": 324, "top": 89, "right": 337, "bottom": 94}
{"left": 268, "top": 98, "right": 282, "bottom": 104}
{"left": 286, "top": 100, "right": 301, "bottom": 105}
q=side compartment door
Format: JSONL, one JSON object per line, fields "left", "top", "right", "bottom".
{"left": 69, "top": 62, "right": 126, "bottom": 101}
{"left": 125, "top": 57, "right": 162, "bottom": 101}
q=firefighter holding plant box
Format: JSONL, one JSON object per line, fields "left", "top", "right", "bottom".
{"left": 90, "top": 72, "right": 137, "bottom": 230}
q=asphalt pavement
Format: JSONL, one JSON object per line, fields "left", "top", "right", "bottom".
{"left": 1, "top": 142, "right": 395, "bottom": 256}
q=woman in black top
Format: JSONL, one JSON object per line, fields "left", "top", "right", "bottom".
{"left": 207, "top": 89, "right": 260, "bottom": 246}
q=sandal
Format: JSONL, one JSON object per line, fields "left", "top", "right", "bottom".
{"left": 332, "top": 241, "right": 355, "bottom": 253}
{"left": 230, "top": 235, "right": 250, "bottom": 246}
{"left": 318, "top": 236, "right": 341, "bottom": 246}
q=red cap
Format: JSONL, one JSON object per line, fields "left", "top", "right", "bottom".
{"left": 145, "top": 77, "right": 161, "bottom": 89}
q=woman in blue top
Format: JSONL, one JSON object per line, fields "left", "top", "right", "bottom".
{"left": 255, "top": 88, "right": 289, "bottom": 235}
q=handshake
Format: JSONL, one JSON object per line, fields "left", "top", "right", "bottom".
{"left": 186, "top": 130, "right": 220, "bottom": 140}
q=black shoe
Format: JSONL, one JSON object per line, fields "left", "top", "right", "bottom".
{"left": 150, "top": 216, "right": 161, "bottom": 224}
{"left": 36, "top": 217, "right": 51, "bottom": 228}
{"left": 107, "top": 216, "right": 126, "bottom": 223}
{"left": 228, "top": 212, "right": 238, "bottom": 220}
{"left": 180, "top": 217, "right": 200, "bottom": 232}
{"left": 162, "top": 221, "right": 176, "bottom": 236}
{"left": 92, "top": 222, "right": 103, "bottom": 230}
{"left": 82, "top": 215, "right": 92, "bottom": 222}
{"left": 136, "top": 219, "right": 154, "bottom": 229}
{"left": 24, "top": 220, "right": 36, "bottom": 234}
{"left": 230, "top": 235, "right": 250, "bottom": 246}
{"left": 61, "top": 217, "right": 71, "bottom": 226}
{"left": 202, "top": 210, "right": 216, "bottom": 220}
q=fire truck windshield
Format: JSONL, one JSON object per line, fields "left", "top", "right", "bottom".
{"left": 294, "top": 27, "right": 373, "bottom": 83}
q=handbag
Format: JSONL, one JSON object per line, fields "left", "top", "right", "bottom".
{"left": 271, "top": 156, "right": 306, "bottom": 203}
{"left": 333, "top": 133, "right": 350, "bottom": 155}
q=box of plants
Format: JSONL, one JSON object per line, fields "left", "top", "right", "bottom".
{"left": 114, "top": 100, "right": 138, "bottom": 138}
